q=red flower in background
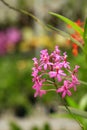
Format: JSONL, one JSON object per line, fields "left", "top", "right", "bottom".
{"left": 67, "top": 20, "right": 84, "bottom": 56}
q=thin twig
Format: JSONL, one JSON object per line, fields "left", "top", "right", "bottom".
{"left": 46, "top": 80, "right": 54, "bottom": 84}
{"left": 0, "top": 0, "right": 48, "bottom": 30}
{"left": 46, "top": 89, "right": 56, "bottom": 92}
{"left": 61, "top": 98, "right": 84, "bottom": 130}
{"left": 43, "top": 84, "right": 54, "bottom": 86}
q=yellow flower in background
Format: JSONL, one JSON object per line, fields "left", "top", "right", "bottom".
{"left": 53, "top": 34, "right": 67, "bottom": 47}
{"left": 17, "top": 60, "right": 28, "bottom": 71}
{"left": 19, "top": 41, "right": 31, "bottom": 52}
{"left": 19, "top": 35, "right": 54, "bottom": 52}
{"left": 16, "top": 60, "right": 33, "bottom": 73}
{"left": 22, "top": 27, "right": 34, "bottom": 41}
{"left": 19, "top": 27, "right": 68, "bottom": 53}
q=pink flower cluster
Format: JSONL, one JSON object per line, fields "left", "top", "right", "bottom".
{"left": 32, "top": 46, "right": 80, "bottom": 98}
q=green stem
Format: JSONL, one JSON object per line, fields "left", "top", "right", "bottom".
{"left": 79, "top": 80, "right": 87, "bottom": 86}
{"left": 53, "top": 78, "right": 84, "bottom": 130}
{"left": 60, "top": 98, "right": 84, "bottom": 130}
{"left": 46, "top": 89, "right": 56, "bottom": 92}
{"left": 58, "top": 106, "right": 87, "bottom": 119}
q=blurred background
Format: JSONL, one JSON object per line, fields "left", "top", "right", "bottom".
{"left": 0, "top": 0, "right": 87, "bottom": 130}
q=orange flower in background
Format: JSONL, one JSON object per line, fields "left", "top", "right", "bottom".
{"left": 67, "top": 19, "right": 83, "bottom": 28}
{"left": 67, "top": 19, "right": 84, "bottom": 56}
{"left": 75, "top": 19, "right": 83, "bottom": 26}
{"left": 72, "top": 44, "right": 78, "bottom": 56}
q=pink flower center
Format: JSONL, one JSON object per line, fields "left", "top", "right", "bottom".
{"left": 56, "top": 66, "right": 59, "bottom": 73}
{"left": 43, "top": 55, "right": 48, "bottom": 62}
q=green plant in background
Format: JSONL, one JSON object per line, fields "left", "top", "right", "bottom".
{"left": 10, "top": 122, "right": 22, "bottom": 130}
{"left": 31, "top": 126, "right": 39, "bottom": 130}
{"left": 0, "top": 55, "right": 33, "bottom": 115}
{"left": 42, "top": 123, "right": 51, "bottom": 130}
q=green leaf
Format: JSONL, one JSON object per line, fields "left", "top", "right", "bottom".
{"left": 66, "top": 97, "right": 78, "bottom": 108}
{"left": 49, "top": 12, "right": 83, "bottom": 36}
{"left": 83, "top": 18, "right": 87, "bottom": 54}
{"left": 83, "top": 19, "right": 87, "bottom": 42}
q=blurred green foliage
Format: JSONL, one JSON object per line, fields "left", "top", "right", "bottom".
{"left": 0, "top": 53, "right": 33, "bottom": 114}
{"left": 10, "top": 122, "right": 21, "bottom": 130}
{"left": 42, "top": 123, "right": 51, "bottom": 130}
{"left": 31, "top": 126, "right": 39, "bottom": 130}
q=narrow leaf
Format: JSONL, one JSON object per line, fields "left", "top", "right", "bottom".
{"left": 83, "top": 18, "right": 87, "bottom": 54}
{"left": 49, "top": 12, "right": 83, "bottom": 36}
{"left": 83, "top": 18, "right": 87, "bottom": 42}
{"left": 66, "top": 97, "right": 78, "bottom": 108}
